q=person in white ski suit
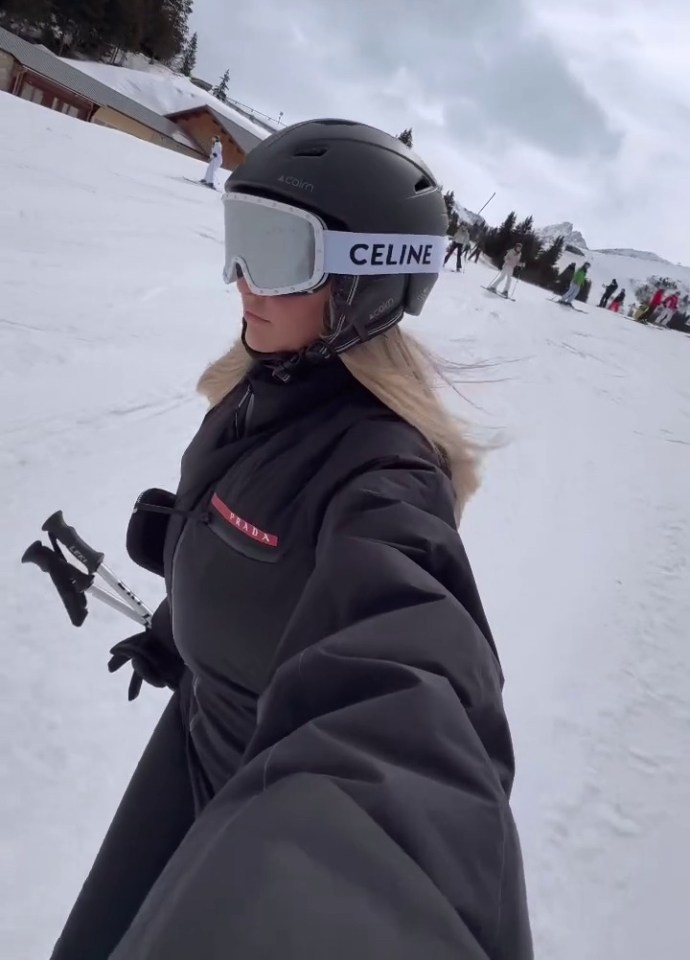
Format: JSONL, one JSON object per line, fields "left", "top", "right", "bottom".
{"left": 202, "top": 137, "right": 223, "bottom": 187}
{"left": 488, "top": 244, "right": 523, "bottom": 296}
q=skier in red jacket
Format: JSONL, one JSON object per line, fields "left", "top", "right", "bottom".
{"left": 643, "top": 286, "right": 665, "bottom": 323}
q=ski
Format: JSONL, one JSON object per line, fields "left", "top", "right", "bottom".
{"left": 482, "top": 286, "right": 516, "bottom": 302}
{"left": 183, "top": 177, "right": 218, "bottom": 191}
{"left": 550, "top": 298, "right": 588, "bottom": 314}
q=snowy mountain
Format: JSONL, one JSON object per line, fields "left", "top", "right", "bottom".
{"left": 454, "top": 201, "right": 483, "bottom": 227}
{"left": 2, "top": 92, "right": 690, "bottom": 960}
{"left": 537, "top": 221, "right": 589, "bottom": 250}
{"left": 595, "top": 248, "right": 670, "bottom": 264}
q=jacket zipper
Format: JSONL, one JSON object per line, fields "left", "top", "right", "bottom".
{"left": 171, "top": 382, "right": 255, "bottom": 588}
{"left": 233, "top": 384, "right": 254, "bottom": 439}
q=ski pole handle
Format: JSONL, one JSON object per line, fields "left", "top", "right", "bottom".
{"left": 22, "top": 541, "right": 89, "bottom": 626}
{"left": 42, "top": 511, "right": 104, "bottom": 575}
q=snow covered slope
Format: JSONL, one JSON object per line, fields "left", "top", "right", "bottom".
{"left": 2, "top": 93, "right": 690, "bottom": 960}
{"left": 595, "top": 248, "right": 671, "bottom": 264}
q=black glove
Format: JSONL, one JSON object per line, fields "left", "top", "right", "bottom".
{"left": 108, "top": 600, "right": 185, "bottom": 701}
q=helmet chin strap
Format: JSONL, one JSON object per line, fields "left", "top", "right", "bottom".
{"left": 240, "top": 321, "right": 334, "bottom": 383}
{"left": 240, "top": 271, "right": 405, "bottom": 382}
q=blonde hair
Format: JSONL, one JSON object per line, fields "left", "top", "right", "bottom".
{"left": 198, "top": 328, "right": 480, "bottom": 520}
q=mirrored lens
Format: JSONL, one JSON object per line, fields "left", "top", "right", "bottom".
{"left": 223, "top": 197, "right": 317, "bottom": 292}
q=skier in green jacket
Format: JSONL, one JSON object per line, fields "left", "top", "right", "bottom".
{"left": 558, "top": 262, "right": 590, "bottom": 306}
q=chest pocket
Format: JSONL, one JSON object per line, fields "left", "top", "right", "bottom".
{"left": 206, "top": 490, "right": 284, "bottom": 564}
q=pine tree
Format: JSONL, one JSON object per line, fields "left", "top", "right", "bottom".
{"left": 397, "top": 128, "right": 413, "bottom": 148}
{"left": 51, "top": 0, "right": 109, "bottom": 55}
{"left": 513, "top": 215, "right": 542, "bottom": 266}
{"left": 181, "top": 31, "right": 198, "bottom": 76}
{"left": 514, "top": 215, "right": 534, "bottom": 237}
{"left": 483, "top": 211, "right": 517, "bottom": 262}
{"left": 141, "top": 0, "right": 191, "bottom": 63}
{"left": 103, "top": 0, "right": 147, "bottom": 61}
{"left": 0, "top": 0, "right": 52, "bottom": 26}
{"left": 534, "top": 236, "right": 564, "bottom": 290}
{"left": 212, "top": 68, "right": 231, "bottom": 103}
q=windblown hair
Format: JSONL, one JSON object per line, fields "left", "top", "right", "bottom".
{"left": 198, "top": 328, "right": 481, "bottom": 519}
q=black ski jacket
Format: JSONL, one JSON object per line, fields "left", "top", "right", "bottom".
{"left": 66, "top": 355, "right": 532, "bottom": 959}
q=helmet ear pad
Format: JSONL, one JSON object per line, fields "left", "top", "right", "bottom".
{"left": 321, "top": 271, "right": 440, "bottom": 353}
{"left": 324, "top": 274, "right": 407, "bottom": 352}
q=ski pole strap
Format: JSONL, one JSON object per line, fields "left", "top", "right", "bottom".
{"left": 22, "top": 541, "right": 90, "bottom": 627}
{"left": 42, "top": 511, "right": 104, "bottom": 575}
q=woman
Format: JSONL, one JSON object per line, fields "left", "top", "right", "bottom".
{"left": 443, "top": 221, "right": 471, "bottom": 271}
{"left": 487, "top": 242, "right": 523, "bottom": 297}
{"left": 52, "top": 120, "right": 532, "bottom": 960}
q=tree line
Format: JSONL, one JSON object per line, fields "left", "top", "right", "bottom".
{"left": 0, "top": 0, "right": 197, "bottom": 70}
{"left": 397, "top": 130, "right": 586, "bottom": 299}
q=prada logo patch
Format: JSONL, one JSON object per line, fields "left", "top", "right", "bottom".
{"left": 211, "top": 493, "right": 279, "bottom": 548}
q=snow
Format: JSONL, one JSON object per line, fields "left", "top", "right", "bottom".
{"left": 63, "top": 58, "right": 273, "bottom": 142}
{"left": 595, "top": 248, "right": 671, "bottom": 264}
{"left": 2, "top": 92, "right": 690, "bottom": 960}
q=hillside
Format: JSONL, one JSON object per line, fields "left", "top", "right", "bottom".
{"left": 595, "top": 248, "right": 671, "bottom": 264}
{"left": 2, "top": 91, "right": 690, "bottom": 960}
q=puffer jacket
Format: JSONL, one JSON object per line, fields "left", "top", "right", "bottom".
{"left": 503, "top": 247, "right": 523, "bottom": 270}
{"left": 60, "top": 351, "right": 533, "bottom": 960}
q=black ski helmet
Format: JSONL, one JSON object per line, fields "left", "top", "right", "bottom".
{"left": 224, "top": 118, "right": 448, "bottom": 356}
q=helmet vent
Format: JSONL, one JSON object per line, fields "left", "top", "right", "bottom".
{"left": 293, "top": 146, "right": 328, "bottom": 157}
{"left": 414, "top": 175, "right": 433, "bottom": 192}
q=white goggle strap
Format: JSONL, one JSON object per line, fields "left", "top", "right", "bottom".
{"left": 324, "top": 232, "right": 446, "bottom": 276}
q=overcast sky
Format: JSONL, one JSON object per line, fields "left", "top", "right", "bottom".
{"left": 191, "top": 0, "right": 689, "bottom": 263}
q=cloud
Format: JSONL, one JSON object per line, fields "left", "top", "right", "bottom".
{"left": 191, "top": 0, "right": 689, "bottom": 261}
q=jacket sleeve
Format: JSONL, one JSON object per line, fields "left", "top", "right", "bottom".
{"left": 111, "top": 457, "right": 532, "bottom": 960}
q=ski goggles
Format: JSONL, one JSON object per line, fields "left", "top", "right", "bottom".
{"left": 222, "top": 192, "right": 447, "bottom": 296}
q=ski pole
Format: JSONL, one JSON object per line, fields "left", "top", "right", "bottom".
{"left": 22, "top": 513, "right": 152, "bottom": 629}
{"left": 42, "top": 512, "right": 152, "bottom": 626}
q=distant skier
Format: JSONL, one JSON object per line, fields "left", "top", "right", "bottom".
{"left": 468, "top": 238, "right": 483, "bottom": 263}
{"left": 444, "top": 222, "right": 471, "bottom": 271}
{"left": 558, "top": 262, "right": 590, "bottom": 306}
{"left": 608, "top": 289, "right": 625, "bottom": 313}
{"left": 201, "top": 136, "right": 223, "bottom": 188}
{"left": 599, "top": 279, "right": 618, "bottom": 308}
{"left": 487, "top": 243, "right": 524, "bottom": 297}
{"left": 556, "top": 261, "right": 576, "bottom": 296}
{"left": 655, "top": 291, "right": 679, "bottom": 327}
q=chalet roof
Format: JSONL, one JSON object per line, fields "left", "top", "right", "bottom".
{"left": 0, "top": 26, "right": 200, "bottom": 153}
{"left": 166, "top": 104, "right": 264, "bottom": 153}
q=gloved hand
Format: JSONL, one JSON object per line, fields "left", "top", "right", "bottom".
{"left": 108, "top": 600, "right": 185, "bottom": 701}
